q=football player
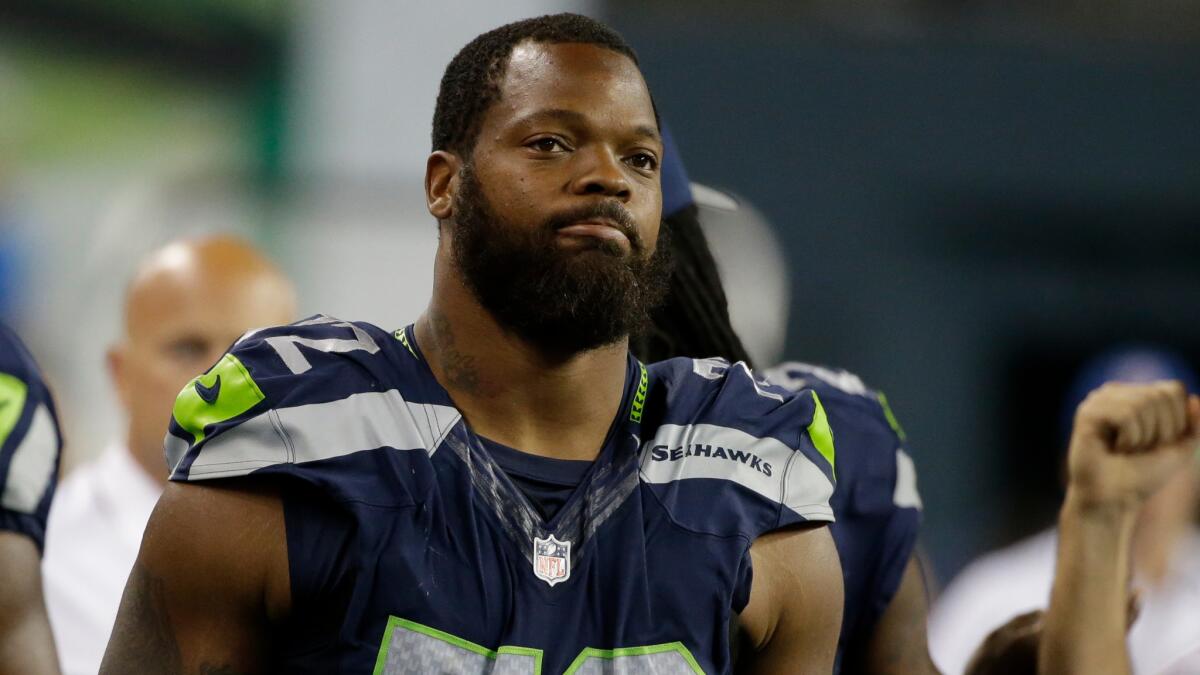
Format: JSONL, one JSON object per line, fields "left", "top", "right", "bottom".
{"left": 0, "top": 323, "right": 63, "bottom": 674}
{"left": 101, "top": 14, "right": 842, "bottom": 674}
{"left": 636, "top": 136, "right": 932, "bottom": 674}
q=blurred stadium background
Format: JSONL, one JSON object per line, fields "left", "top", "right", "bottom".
{"left": 2, "top": 0, "right": 1199, "bottom": 584}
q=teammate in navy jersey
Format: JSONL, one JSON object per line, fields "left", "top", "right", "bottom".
{"left": 0, "top": 323, "right": 63, "bottom": 674}
{"left": 635, "top": 134, "right": 935, "bottom": 674}
{"left": 102, "top": 14, "right": 843, "bottom": 674}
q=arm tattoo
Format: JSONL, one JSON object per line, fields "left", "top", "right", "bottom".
{"left": 101, "top": 564, "right": 255, "bottom": 675}
{"left": 100, "top": 562, "right": 183, "bottom": 675}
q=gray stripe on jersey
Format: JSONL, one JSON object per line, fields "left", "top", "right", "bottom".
{"left": 1, "top": 403, "right": 58, "bottom": 514}
{"left": 165, "top": 433, "right": 190, "bottom": 476}
{"left": 639, "top": 423, "right": 835, "bottom": 520}
{"left": 893, "top": 448, "right": 923, "bottom": 510}
{"left": 178, "top": 390, "right": 461, "bottom": 480}
{"left": 377, "top": 619, "right": 536, "bottom": 674}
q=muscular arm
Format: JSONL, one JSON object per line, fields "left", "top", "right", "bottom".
{"left": 0, "top": 531, "right": 59, "bottom": 675}
{"left": 738, "top": 525, "right": 843, "bottom": 674}
{"left": 861, "top": 554, "right": 940, "bottom": 675}
{"left": 99, "top": 481, "right": 289, "bottom": 675}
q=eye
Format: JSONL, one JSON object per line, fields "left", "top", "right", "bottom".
{"left": 625, "top": 152, "right": 659, "bottom": 172}
{"left": 527, "top": 137, "right": 569, "bottom": 153}
{"left": 165, "top": 338, "right": 208, "bottom": 364}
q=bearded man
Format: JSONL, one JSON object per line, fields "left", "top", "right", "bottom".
{"left": 100, "top": 14, "right": 843, "bottom": 674}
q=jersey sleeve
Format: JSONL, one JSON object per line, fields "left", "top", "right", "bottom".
{"left": 0, "top": 325, "right": 63, "bottom": 551}
{"left": 164, "top": 316, "right": 448, "bottom": 506}
{"left": 764, "top": 361, "right": 923, "bottom": 632}
{"left": 842, "top": 411, "right": 921, "bottom": 633}
{"left": 640, "top": 357, "right": 837, "bottom": 543}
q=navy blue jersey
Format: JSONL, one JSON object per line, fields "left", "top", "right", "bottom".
{"left": 0, "top": 323, "right": 62, "bottom": 551}
{"left": 762, "top": 362, "right": 922, "bottom": 670}
{"left": 166, "top": 316, "right": 837, "bottom": 674}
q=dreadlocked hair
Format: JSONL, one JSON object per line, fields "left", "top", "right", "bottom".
{"left": 432, "top": 13, "right": 647, "bottom": 156}
{"left": 633, "top": 204, "right": 755, "bottom": 368}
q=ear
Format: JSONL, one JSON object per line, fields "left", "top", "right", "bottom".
{"left": 107, "top": 343, "right": 133, "bottom": 412}
{"left": 426, "top": 150, "right": 462, "bottom": 220}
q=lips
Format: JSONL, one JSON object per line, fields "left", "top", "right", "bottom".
{"left": 556, "top": 221, "right": 631, "bottom": 247}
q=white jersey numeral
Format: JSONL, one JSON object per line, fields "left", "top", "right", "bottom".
{"left": 265, "top": 315, "right": 380, "bottom": 374}
{"left": 692, "top": 358, "right": 783, "bottom": 402}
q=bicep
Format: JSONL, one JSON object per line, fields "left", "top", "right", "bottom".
{"left": 739, "top": 525, "right": 843, "bottom": 675}
{"left": 100, "top": 481, "right": 288, "bottom": 675}
{"left": 0, "top": 531, "right": 59, "bottom": 675}
{"left": 863, "top": 554, "right": 940, "bottom": 675}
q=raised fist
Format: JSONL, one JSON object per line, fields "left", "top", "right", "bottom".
{"left": 1067, "top": 381, "right": 1200, "bottom": 510}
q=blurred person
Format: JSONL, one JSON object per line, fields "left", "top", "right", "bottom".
{"left": 101, "top": 14, "right": 843, "bottom": 674}
{"left": 1042, "top": 381, "right": 1200, "bottom": 675}
{"left": 635, "top": 134, "right": 935, "bottom": 674}
{"left": 0, "top": 323, "right": 63, "bottom": 674}
{"left": 41, "top": 235, "right": 296, "bottom": 675}
{"left": 929, "top": 347, "right": 1200, "bottom": 674}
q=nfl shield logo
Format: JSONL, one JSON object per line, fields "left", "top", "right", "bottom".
{"left": 532, "top": 535, "right": 571, "bottom": 587}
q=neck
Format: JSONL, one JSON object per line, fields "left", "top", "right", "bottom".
{"left": 126, "top": 435, "right": 168, "bottom": 487}
{"left": 415, "top": 270, "right": 629, "bottom": 462}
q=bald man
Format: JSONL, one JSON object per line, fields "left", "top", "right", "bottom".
{"left": 41, "top": 236, "right": 296, "bottom": 675}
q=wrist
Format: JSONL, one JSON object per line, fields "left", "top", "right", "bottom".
{"left": 1060, "top": 489, "right": 1140, "bottom": 530}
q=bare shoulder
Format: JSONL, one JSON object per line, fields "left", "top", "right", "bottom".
{"left": 0, "top": 530, "right": 43, "bottom": 612}
{"left": 861, "top": 555, "right": 940, "bottom": 675}
{"left": 99, "top": 480, "right": 289, "bottom": 675}
{"left": 0, "top": 531, "right": 60, "bottom": 675}
{"left": 143, "top": 480, "right": 290, "bottom": 618}
{"left": 738, "top": 525, "right": 843, "bottom": 674}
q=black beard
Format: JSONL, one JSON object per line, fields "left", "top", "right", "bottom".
{"left": 450, "top": 166, "right": 673, "bottom": 357}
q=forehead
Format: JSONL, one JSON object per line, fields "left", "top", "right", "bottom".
{"left": 126, "top": 268, "right": 292, "bottom": 341}
{"left": 488, "top": 41, "right": 656, "bottom": 132}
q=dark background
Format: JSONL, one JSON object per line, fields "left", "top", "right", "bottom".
{"left": 607, "top": 1, "right": 1200, "bottom": 578}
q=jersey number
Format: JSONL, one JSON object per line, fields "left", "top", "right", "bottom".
{"left": 264, "top": 315, "right": 380, "bottom": 374}
{"left": 374, "top": 616, "right": 703, "bottom": 674}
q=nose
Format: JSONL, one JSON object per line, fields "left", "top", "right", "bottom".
{"left": 570, "top": 146, "right": 631, "bottom": 201}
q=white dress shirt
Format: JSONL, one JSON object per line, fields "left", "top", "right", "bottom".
{"left": 42, "top": 443, "right": 162, "bottom": 675}
{"left": 929, "top": 527, "right": 1200, "bottom": 675}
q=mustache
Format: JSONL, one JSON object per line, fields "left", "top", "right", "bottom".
{"left": 543, "top": 202, "right": 643, "bottom": 251}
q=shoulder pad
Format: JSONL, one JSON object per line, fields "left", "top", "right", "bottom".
{"left": 764, "top": 360, "right": 871, "bottom": 397}
{"left": 0, "top": 325, "right": 62, "bottom": 548}
{"left": 764, "top": 361, "right": 908, "bottom": 442}
{"left": 165, "top": 316, "right": 460, "bottom": 489}
{"left": 640, "top": 357, "right": 836, "bottom": 539}
{"left": 765, "top": 361, "right": 921, "bottom": 513}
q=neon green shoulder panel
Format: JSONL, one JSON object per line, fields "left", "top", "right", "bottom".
{"left": 0, "top": 373, "right": 29, "bottom": 449}
{"left": 172, "top": 353, "right": 266, "bottom": 444}
{"left": 875, "top": 390, "right": 908, "bottom": 442}
{"left": 808, "top": 390, "right": 836, "bottom": 477}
